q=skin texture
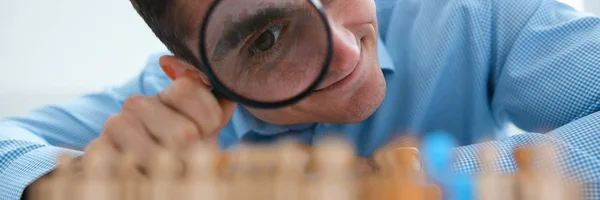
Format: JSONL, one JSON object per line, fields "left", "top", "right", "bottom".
{"left": 108, "top": 0, "right": 384, "bottom": 170}
{"left": 204, "top": 1, "right": 329, "bottom": 102}
{"left": 27, "top": 1, "right": 386, "bottom": 189}
{"left": 177, "top": 0, "right": 386, "bottom": 125}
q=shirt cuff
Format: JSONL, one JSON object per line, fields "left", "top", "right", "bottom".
{"left": 0, "top": 146, "right": 83, "bottom": 200}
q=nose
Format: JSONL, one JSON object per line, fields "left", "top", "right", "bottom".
{"left": 328, "top": 23, "right": 361, "bottom": 73}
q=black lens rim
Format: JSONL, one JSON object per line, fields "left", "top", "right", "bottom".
{"left": 198, "top": 0, "right": 333, "bottom": 109}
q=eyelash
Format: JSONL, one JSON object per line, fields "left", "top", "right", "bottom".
{"left": 247, "top": 21, "right": 288, "bottom": 64}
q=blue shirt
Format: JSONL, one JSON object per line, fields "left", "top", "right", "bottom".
{"left": 3, "top": 0, "right": 600, "bottom": 199}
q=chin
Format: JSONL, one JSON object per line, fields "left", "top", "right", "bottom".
{"left": 332, "top": 73, "right": 385, "bottom": 123}
{"left": 318, "top": 59, "right": 387, "bottom": 124}
{"left": 248, "top": 65, "right": 386, "bottom": 125}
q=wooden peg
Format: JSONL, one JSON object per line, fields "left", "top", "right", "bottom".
{"left": 373, "top": 137, "right": 419, "bottom": 172}
{"left": 47, "top": 153, "right": 73, "bottom": 200}
{"left": 359, "top": 171, "right": 382, "bottom": 200}
{"left": 389, "top": 148, "right": 425, "bottom": 200}
{"left": 229, "top": 146, "right": 251, "bottom": 200}
{"left": 477, "top": 146, "right": 515, "bottom": 200}
{"left": 148, "top": 148, "right": 178, "bottom": 200}
{"left": 388, "top": 148, "right": 422, "bottom": 179}
{"left": 117, "top": 151, "right": 140, "bottom": 200}
{"left": 79, "top": 147, "right": 116, "bottom": 200}
{"left": 215, "top": 151, "right": 230, "bottom": 177}
{"left": 312, "top": 137, "right": 356, "bottom": 200}
{"left": 27, "top": 174, "right": 51, "bottom": 200}
{"left": 229, "top": 144, "right": 277, "bottom": 200}
{"left": 423, "top": 184, "right": 443, "bottom": 200}
{"left": 515, "top": 146, "right": 534, "bottom": 175}
{"left": 182, "top": 142, "right": 220, "bottom": 200}
{"left": 477, "top": 146, "right": 498, "bottom": 200}
{"left": 274, "top": 141, "right": 309, "bottom": 200}
{"left": 514, "top": 146, "right": 537, "bottom": 200}
{"left": 537, "top": 144, "right": 565, "bottom": 200}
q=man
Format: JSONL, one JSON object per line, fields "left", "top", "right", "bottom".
{"left": 3, "top": 0, "right": 600, "bottom": 199}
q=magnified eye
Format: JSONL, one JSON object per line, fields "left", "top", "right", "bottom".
{"left": 249, "top": 24, "right": 282, "bottom": 54}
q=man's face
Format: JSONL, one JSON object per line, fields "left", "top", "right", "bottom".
{"left": 185, "top": 0, "right": 386, "bottom": 124}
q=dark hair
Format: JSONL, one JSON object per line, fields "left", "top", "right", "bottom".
{"left": 129, "top": 0, "right": 200, "bottom": 66}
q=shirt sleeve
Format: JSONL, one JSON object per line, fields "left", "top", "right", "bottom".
{"left": 490, "top": 0, "right": 600, "bottom": 132}
{"left": 0, "top": 52, "right": 172, "bottom": 200}
{"left": 454, "top": 0, "right": 600, "bottom": 198}
{"left": 454, "top": 110, "right": 600, "bottom": 199}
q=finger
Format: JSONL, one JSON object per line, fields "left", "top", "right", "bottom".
{"left": 157, "top": 77, "right": 224, "bottom": 138}
{"left": 82, "top": 135, "right": 120, "bottom": 176}
{"left": 84, "top": 135, "right": 118, "bottom": 155}
{"left": 205, "top": 98, "right": 238, "bottom": 142}
{"left": 102, "top": 113, "right": 160, "bottom": 169}
{"left": 122, "top": 94, "right": 200, "bottom": 150}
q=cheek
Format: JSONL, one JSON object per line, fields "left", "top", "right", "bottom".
{"left": 344, "top": 66, "right": 386, "bottom": 116}
{"left": 312, "top": 59, "right": 385, "bottom": 117}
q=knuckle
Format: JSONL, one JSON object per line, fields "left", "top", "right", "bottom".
{"left": 179, "top": 123, "right": 199, "bottom": 137}
{"left": 204, "top": 111, "right": 223, "bottom": 132}
{"left": 175, "top": 77, "right": 199, "bottom": 89}
{"left": 84, "top": 135, "right": 112, "bottom": 153}
{"left": 160, "top": 86, "right": 184, "bottom": 106}
{"left": 197, "top": 97, "right": 223, "bottom": 132}
{"left": 103, "top": 114, "right": 127, "bottom": 133}
{"left": 176, "top": 123, "right": 200, "bottom": 141}
{"left": 122, "top": 95, "right": 149, "bottom": 111}
{"left": 102, "top": 114, "right": 138, "bottom": 142}
{"left": 197, "top": 113, "right": 222, "bottom": 135}
{"left": 205, "top": 97, "right": 223, "bottom": 115}
{"left": 84, "top": 138, "right": 102, "bottom": 152}
{"left": 171, "top": 78, "right": 198, "bottom": 96}
{"left": 169, "top": 78, "right": 211, "bottom": 101}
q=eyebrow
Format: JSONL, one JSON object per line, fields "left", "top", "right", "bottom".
{"left": 210, "top": 7, "right": 294, "bottom": 62}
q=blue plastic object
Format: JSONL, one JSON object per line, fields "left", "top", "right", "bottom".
{"left": 421, "top": 131, "right": 456, "bottom": 180}
{"left": 421, "top": 131, "right": 473, "bottom": 200}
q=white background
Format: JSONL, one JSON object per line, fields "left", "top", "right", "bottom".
{"left": 0, "top": 0, "right": 596, "bottom": 119}
{"left": 0, "top": 0, "right": 166, "bottom": 117}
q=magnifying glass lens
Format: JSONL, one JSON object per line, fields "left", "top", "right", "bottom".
{"left": 202, "top": 0, "right": 329, "bottom": 103}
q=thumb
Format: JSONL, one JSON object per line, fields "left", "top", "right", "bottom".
{"left": 203, "top": 98, "right": 236, "bottom": 143}
{"left": 187, "top": 71, "right": 237, "bottom": 126}
{"left": 180, "top": 69, "right": 238, "bottom": 142}
{"left": 204, "top": 97, "right": 237, "bottom": 143}
{"left": 219, "top": 98, "right": 237, "bottom": 123}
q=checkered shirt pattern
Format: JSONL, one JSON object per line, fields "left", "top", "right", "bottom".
{"left": 3, "top": 0, "right": 600, "bottom": 199}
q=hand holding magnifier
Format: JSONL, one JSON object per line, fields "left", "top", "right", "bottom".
{"left": 199, "top": 0, "right": 332, "bottom": 109}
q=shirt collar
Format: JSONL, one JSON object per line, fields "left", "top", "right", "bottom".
{"left": 231, "top": 106, "right": 317, "bottom": 139}
{"left": 232, "top": 37, "right": 395, "bottom": 139}
{"left": 377, "top": 37, "right": 396, "bottom": 73}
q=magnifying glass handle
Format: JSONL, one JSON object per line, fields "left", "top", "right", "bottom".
{"left": 211, "top": 88, "right": 224, "bottom": 99}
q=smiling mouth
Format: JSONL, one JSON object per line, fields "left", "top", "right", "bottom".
{"left": 314, "top": 41, "right": 363, "bottom": 92}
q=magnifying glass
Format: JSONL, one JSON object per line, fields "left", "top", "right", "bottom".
{"left": 198, "top": 0, "right": 332, "bottom": 109}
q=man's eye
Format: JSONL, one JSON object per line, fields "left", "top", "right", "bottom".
{"left": 250, "top": 24, "right": 281, "bottom": 53}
